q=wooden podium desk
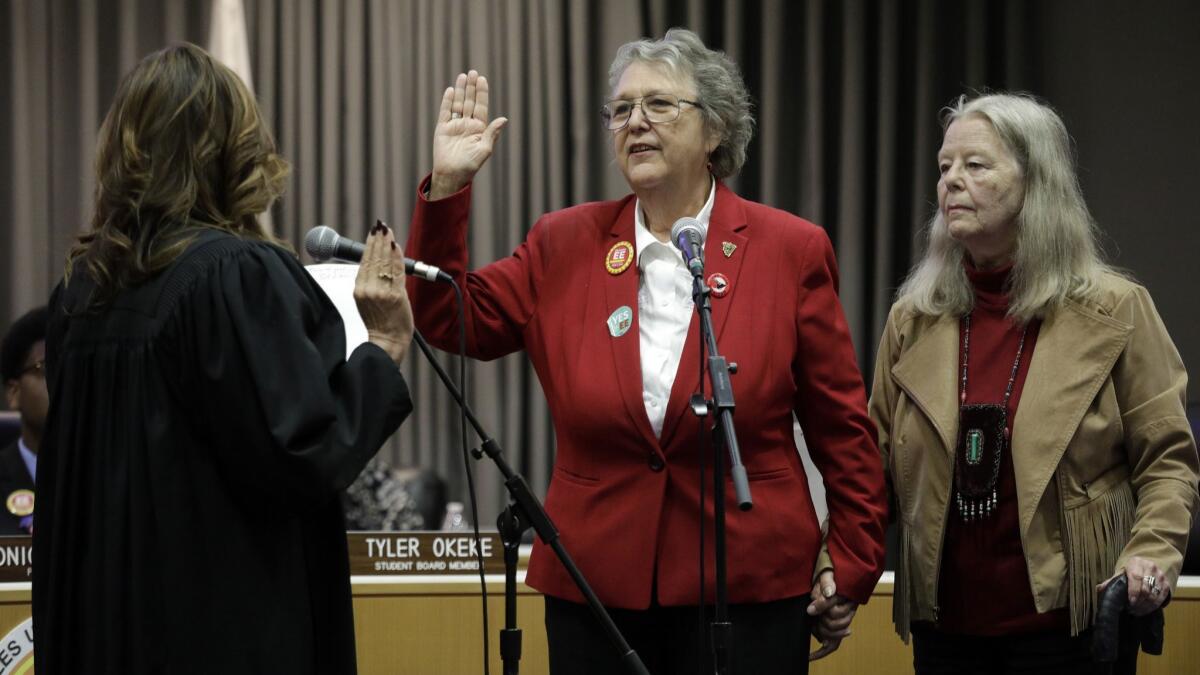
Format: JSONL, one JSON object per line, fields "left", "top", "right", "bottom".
{"left": 346, "top": 572, "right": 1200, "bottom": 675}
{"left": 2, "top": 567, "right": 1197, "bottom": 673}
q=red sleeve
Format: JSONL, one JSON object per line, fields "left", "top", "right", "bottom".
{"left": 791, "top": 228, "right": 888, "bottom": 604}
{"left": 404, "top": 175, "right": 545, "bottom": 361}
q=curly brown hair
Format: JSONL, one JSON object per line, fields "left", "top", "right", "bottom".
{"left": 66, "top": 42, "right": 290, "bottom": 305}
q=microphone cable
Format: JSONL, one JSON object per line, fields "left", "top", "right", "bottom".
{"left": 449, "top": 278, "right": 491, "bottom": 675}
{"left": 409, "top": 279, "right": 490, "bottom": 674}
{"left": 309, "top": 227, "right": 491, "bottom": 671}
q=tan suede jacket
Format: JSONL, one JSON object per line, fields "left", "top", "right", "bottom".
{"left": 870, "top": 272, "right": 1199, "bottom": 639}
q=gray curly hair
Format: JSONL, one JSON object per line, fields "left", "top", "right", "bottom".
{"left": 607, "top": 28, "right": 755, "bottom": 179}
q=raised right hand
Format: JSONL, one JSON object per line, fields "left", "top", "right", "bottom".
{"left": 430, "top": 70, "right": 508, "bottom": 200}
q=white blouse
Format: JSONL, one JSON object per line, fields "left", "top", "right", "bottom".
{"left": 633, "top": 180, "right": 716, "bottom": 437}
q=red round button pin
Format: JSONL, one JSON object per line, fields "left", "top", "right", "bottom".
{"left": 707, "top": 272, "right": 730, "bottom": 297}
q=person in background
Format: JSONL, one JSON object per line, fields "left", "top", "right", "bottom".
{"left": 34, "top": 43, "right": 415, "bottom": 675}
{"left": 406, "top": 28, "right": 887, "bottom": 673}
{"left": 342, "top": 460, "right": 447, "bottom": 531}
{"left": 0, "top": 306, "right": 46, "bottom": 534}
{"left": 870, "top": 92, "right": 1199, "bottom": 674}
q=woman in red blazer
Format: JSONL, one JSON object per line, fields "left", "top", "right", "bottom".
{"left": 406, "top": 28, "right": 887, "bottom": 674}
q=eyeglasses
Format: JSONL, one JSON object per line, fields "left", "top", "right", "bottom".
{"left": 17, "top": 360, "right": 44, "bottom": 379}
{"left": 601, "top": 93, "right": 703, "bottom": 131}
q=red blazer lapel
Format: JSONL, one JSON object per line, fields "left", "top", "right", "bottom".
{"left": 659, "top": 183, "right": 749, "bottom": 448}
{"left": 700, "top": 184, "right": 750, "bottom": 348}
{"left": 603, "top": 199, "right": 661, "bottom": 451}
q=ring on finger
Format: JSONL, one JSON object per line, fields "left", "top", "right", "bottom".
{"left": 1143, "top": 575, "right": 1156, "bottom": 590}
{"left": 451, "top": 112, "right": 462, "bottom": 119}
{"left": 378, "top": 271, "right": 395, "bottom": 281}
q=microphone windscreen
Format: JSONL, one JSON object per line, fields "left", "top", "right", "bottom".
{"left": 305, "top": 225, "right": 341, "bottom": 261}
{"left": 670, "top": 217, "right": 704, "bottom": 252}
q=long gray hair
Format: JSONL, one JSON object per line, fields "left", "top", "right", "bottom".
{"left": 897, "top": 93, "right": 1118, "bottom": 322}
{"left": 607, "top": 28, "right": 754, "bottom": 179}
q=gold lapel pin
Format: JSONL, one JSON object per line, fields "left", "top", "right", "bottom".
{"left": 722, "top": 241, "right": 736, "bottom": 258}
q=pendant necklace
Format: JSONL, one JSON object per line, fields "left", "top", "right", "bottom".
{"left": 954, "top": 312, "right": 1028, "bottom": 522}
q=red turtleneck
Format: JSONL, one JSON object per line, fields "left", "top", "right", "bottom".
{"left": 936, "top": 262, "right": 1068, "bottom": 635}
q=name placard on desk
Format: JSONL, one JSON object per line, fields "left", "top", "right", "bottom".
{"left": 0, "top": 533, "right": 504, "bottom": 581}
{"left": 348, "top": 532, "right": 502, "bottom": 575}
{"left": 0, "top": 536, "right": 32, "bottom": 582}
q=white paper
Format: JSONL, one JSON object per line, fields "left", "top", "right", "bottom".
{"left": 305, "top": 263, "right": 368, "bottom": 360}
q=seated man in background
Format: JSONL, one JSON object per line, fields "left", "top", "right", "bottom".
{"left": 0, "top": 306, "right": 46, "bottom": 535}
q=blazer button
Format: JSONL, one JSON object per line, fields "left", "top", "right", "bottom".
{"left": 648, "top": 454, "right": 665, "bottom": 472}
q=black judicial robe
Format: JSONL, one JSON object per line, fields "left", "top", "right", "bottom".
{"left": 33, "top": 230, "right": 412, "bottom": 674}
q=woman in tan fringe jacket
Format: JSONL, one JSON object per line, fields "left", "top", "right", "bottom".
{"left": 870, "top": 92, "right": 1198, "bottom": 674}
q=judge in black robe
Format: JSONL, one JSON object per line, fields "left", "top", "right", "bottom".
{"left": 32, "top": 44, "right": 416, "bottom": 675}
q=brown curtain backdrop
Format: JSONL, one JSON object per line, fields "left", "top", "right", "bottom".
{"left": 3, "top": 0, "right": 1034, "bottom": 526}
{"left": 0, "top": 0, "right": 211, "bottom": 320}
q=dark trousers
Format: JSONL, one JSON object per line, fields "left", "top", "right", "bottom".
{"left": 912, "top": 620, "right": 1140, "bottom": 675}
{"left": 544, "top": 594, "right": 810, "bottom": 675}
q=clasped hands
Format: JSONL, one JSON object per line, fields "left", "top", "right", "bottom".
{"left": 807, "top": 569, "right": 857, "bottom": 661}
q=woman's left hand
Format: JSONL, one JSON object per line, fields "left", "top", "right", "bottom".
{"left": 806, "top": 570, "right": 859, "bottom": 661}
{"left": 355, "top": 220, "right": 415, "bottom": 365}
{"left": 1096, "top": 556, "right": 1171, "bottom": 615}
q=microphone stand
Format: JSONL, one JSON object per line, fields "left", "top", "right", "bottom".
{"left": 410, "top": 331, "right": 651, "bottom": 675}
{"left": 687, "top": 270, "right": 752, "bottom": 675}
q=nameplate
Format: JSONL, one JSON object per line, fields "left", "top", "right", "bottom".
{"left": 348, "top": 531, "right": 503, "bottom": 575}
{"left": 0, "top": 537, "right": 32, "bottom": 582}
{"left": 0, "top": 533, "right": 505, "bottom": 581}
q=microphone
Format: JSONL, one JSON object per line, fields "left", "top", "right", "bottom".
{"left": 305, "top": 225, "right": 450, "bottom": 283}
{"left": 670, "top": 217, "right": 705, "bottom": 277}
